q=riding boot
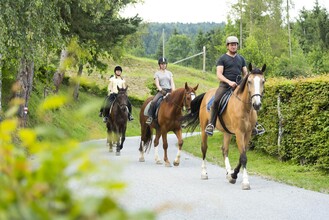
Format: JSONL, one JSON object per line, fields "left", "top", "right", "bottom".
{"left": 127, "top": 100, "right": 134, "bottom": 121}
{"left": 146, "top": 103, "right": 155, "bottom": 125}
{"left": 128, "top": 112, "right": 134, "bottom": 121}
{"left": 205, "top": 106, "right": 217, "bottom": 136}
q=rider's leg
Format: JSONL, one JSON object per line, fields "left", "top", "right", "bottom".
{"left": 205, "top": 84, "right": 228, "bottom": 136}
{"left": 127, "top": 99, "right": 134, "bottom": 121}
{"left": 146, "top": 92, "right": 162, "bottom": 125}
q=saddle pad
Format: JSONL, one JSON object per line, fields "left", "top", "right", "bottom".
{"left": 207, "top": 96, "right": 214, "bottom": 112}
{"left": 143, "top": 97, "right": 164, "bottom": 117}
{"left": 206, "top": 89, "right": 232, "bottom": 115}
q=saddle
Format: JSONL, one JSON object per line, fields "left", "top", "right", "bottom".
{"left": 207, "top": 89, "right": 234, "bottom": 134}
{"left": 143, "top": 96, "right": 165, "bottom": 118}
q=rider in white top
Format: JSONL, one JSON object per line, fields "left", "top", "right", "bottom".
{"left": 99, "top": 66, "right": 134, "bottom": 122}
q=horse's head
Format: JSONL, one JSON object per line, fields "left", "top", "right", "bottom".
{"left": 183, "top": 82, "right": 198, "bottom": 113}
{"left": 116, "top": 86, "right": 129, "bottom": 111}
{"left": 247, "top": 63, "right": 266, "bottom": 111}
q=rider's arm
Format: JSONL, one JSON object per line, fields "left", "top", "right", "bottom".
{"left": 242, "top": 66, "right": 248, "bottom": 77}
{"left": 217, "top": 65, "right": 238, "bottom": 89}
{"left": 155, "top": 77, "right": 162, "bottom": 91}
{"left": 107, "top": 78, "right": 114, "bottom": 95}
{"left": 170, "top": 76, "right": 175, "bottom": 91}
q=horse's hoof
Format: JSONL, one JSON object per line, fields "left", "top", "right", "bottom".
{"left": 242, "top": 182, "right": 251, "bottom": 190}
{"left": 165, "top": 162, "right": 172, "bottom": 167}
{"left": 109, "top": 148, "right": 113, "bottom": 152}
{"left": 226, "top": 174, "right": 236, "bottom": 184}
{"left": 173, "top": 161, "right": 180, "bottom": 166}
{"left": 156, "top": 160, "right": 163, "bottom": 165}
{"left": 139, "top": 157, "right": 145, "bottom": 162}
{"left": 116, "top": 151, "right": 120, "bottom": 156}
{"left": 201, "top": 174, "right": 208, "bottom": 180}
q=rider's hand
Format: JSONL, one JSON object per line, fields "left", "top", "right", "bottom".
{"left": 160, "top": 89, "right": 167, "bottom": 95}
{"left": 228, "top": 81, "right": 238, "bottom": 89}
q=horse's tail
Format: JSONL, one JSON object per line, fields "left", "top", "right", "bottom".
{"left": 181, "top": 92, "right": 205, "bottom": 133}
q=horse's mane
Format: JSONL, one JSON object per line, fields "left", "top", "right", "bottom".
{"left": 166, "top": 87, "right": 185, "bottom": 104}
{"left": 237, "top": 73, "right": 249, "bottom": 94}
{"left": 237, "top": 67, "right": 264, "bottom": 94}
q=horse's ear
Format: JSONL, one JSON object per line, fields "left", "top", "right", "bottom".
{"left": 125, "top": 85, "right": 128, "bottom": 91}
{"left": 261, "top": 64, "right": 266, "bottom": 73}
{"left": 248, "top": 63, "right": 253, "bottom": 72}
{"left": 194, "top": 84, "right": 199, "bottom": 91}
{"left": 185, "top": 82, "right": 188, "bottom": 90}
{"left": 117, "top": 85, "right": 120, "bottom": 91}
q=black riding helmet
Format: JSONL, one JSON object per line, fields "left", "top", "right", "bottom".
{"left": 114, "top": 66, "right": 122, "bottom": 73}
{"left": 158, "top": 57, "right": 167, "bottom": 65}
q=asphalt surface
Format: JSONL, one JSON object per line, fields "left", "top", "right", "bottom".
{"left": 84, "top": 134, "right": 329, "bottom": 220}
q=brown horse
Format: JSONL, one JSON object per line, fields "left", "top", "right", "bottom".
{"left": 182, "top": 63, "right": 266, "bottom": 189}
{"left": 139, "top": 82, "right": 198, "bottom": 167}
{"left": 106, "top": 86, "right": 129, "bottom": 156}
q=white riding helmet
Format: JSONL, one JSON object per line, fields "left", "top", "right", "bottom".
{"left": 226, "top": 36, "right": 239, "bottom": 45}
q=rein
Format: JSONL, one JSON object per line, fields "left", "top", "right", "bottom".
{"left": 166, "top": 91, "right": 194, "bottom": 112}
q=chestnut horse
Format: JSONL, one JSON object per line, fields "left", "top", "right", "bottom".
{"left": 106, "top": 86, "right": 129, "bottom": 155}
{"left": 182, "top": 63, "right": 266, "bottom": 189}
{"left": 139, "top": 82, "right": 198, "bottom": 167}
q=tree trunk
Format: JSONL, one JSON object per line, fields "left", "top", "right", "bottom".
{"left": 0, "top": 54, "right": 3, "bottom": 115}
{"left": 53, "top": 49, "right": 68, "bottom": 93}
{"left": 73, "top": 64, "right": 83, "bottom": 101}
{"left": 15, "top": 58, "right": 34, "bottom": 127}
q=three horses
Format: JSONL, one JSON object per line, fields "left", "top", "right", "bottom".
{"left": 106, "top": 86, "right": 129, "bottom": 155}
{"left": 138, "top": 82, "right": 198, "bottom": 167}
{"left": 182, "top": 63, "right": 266, "bottom": 190}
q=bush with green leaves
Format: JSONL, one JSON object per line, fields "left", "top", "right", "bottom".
{"left": 0, "top": 97, "right": 155, "bottom": 220}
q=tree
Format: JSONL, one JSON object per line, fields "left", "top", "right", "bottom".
{"left": 0, "top": 0, "right": 67, "bottom": 126}
{"left": 166, "top": 34, "right": 192, "bottom": 64}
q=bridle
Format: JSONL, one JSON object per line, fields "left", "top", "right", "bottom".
{"left": 182, "top": 91, "right": 195, "bottom": 112}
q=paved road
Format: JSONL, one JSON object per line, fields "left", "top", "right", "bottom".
{"left": 85, "top": 135, "right": 329, "bottom": 220}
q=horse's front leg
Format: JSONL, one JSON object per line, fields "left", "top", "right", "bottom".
{"left": 161, "top": 132, "right": 171, "bottom": 167}
{"left": 115, "top": 132, "right": 121, "bottom": 156}
{"left": 119, "top": 127, "right": 126, "bottom": 151}
{"left": 222, "top": 133, "right": 235, "bottom": 183}
{"left": 173, "top": 128, "right": 183, "bottom": 166}
{"left": 154, "top": 131, "right": 162, "bottom": 164}
{"left": 107, "top": 129, "right": 113, "bottom": 152}
{"left": 234, "top": 133, "right": 250, "bottom": 190}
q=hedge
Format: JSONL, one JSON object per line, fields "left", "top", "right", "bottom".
{"left": 254, "top": 75, "right": 329, "bottom": 172}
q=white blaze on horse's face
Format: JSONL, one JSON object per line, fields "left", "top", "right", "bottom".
{"left": 250, "top": 75, "right": 264, "bottom": 111}
{"left": 191, "top": 93, "right": 196, "bottom": 100}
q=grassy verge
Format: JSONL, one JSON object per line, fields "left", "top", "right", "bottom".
{"left": 182, "top": 133, "right": 329, "bottom": 194}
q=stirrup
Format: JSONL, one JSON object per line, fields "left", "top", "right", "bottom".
{"left": 205, "top": 124, "right": 214, "bottom": 136}
{"left": 252, "top": 124, "right": 265, "bottom": 135}
{"left": 146, "top": 117, "right": 152, "bottom": 125}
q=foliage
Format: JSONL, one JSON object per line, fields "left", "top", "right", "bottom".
{"left": 166, "top": 34, "right": 193, "bottom": 64}
{"left": 0, "top": 97, "right": 155, "bottom": 219}
{"left": 254, "top": 75, "right": 329, "bottom": 171}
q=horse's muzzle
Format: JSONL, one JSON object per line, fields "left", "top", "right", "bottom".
{"left": 251, "top": 94, "right": 262, "bottom": 111}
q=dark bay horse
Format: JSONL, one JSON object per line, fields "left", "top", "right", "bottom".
{"left": 182, "top": 63, "right": 266, "bottom": 189}
{"left": 106, "top": 86, "right": 129, "bottom": 155}
{"left": 139, "top": 82, "right": 198, "bottom": 167}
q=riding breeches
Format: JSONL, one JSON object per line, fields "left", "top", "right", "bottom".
{"left": 210, "top": 83, "right": 230, "bottom": 126}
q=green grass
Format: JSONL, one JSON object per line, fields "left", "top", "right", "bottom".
{"left": 182, "top": 133, "right": 329, "bottom": 194}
